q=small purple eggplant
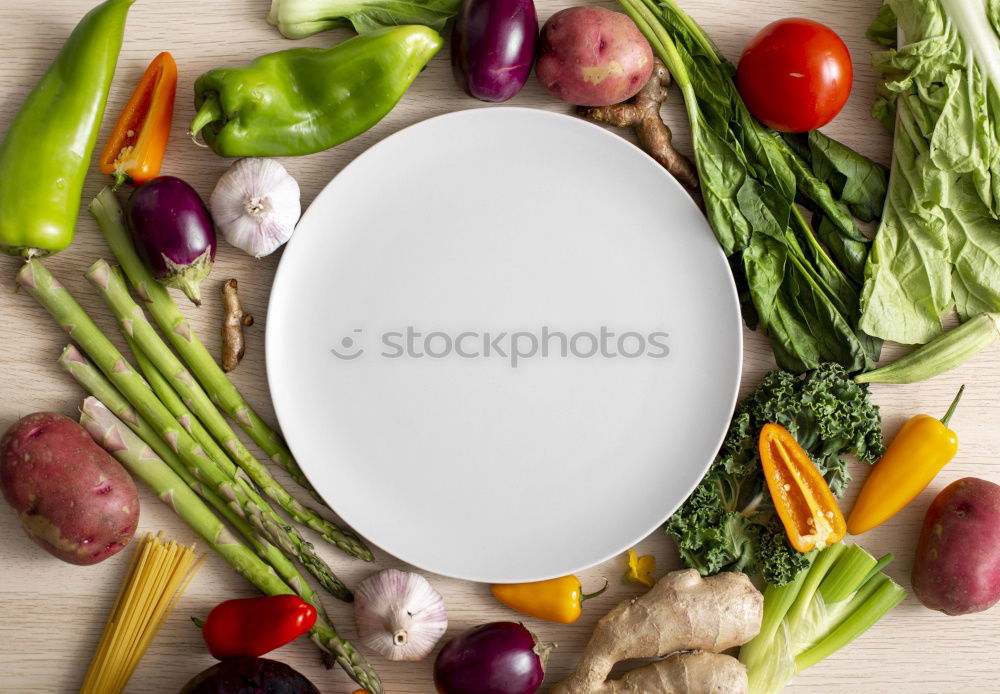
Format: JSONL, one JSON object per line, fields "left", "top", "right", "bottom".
{"left": 434, "top": 622, "right": 551, "bottom": 694}
{"left": 126, "top": 176, "right": 216, "bottom": 306}
{"left": 451, "top": 0, "right": 538, "bottom": 103}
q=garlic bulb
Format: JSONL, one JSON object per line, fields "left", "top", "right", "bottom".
{"left": 354, "top": 568, "right": 448, "bottom": 661}
{"left": 209, "top": 158, "right": 300, "bottom": 258}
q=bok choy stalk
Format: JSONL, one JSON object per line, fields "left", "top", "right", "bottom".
{"left": 739, "top": 543, "right": 906, "bottom": 694}
{"left": 617, "top": 0, "right": 886, "bottom": 373}
{"left": 860, "top": 0, "right": 1000, "bottom": 344}
{"left": 268, "top": 0, "right": 462, "bottom": 39}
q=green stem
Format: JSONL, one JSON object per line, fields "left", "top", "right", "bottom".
{"left": 79, "top": 397, "right": 382, "bottom": 694}
{"left": 88, "top": 259, "right": 372, "bottom": 562}
{"left": 580, "top": 579, "right": 610, "bottom": 603}
{"left": 17, "top": 259, "right": 349, "bottom": 602}
{"left": 940, "top": 385, "right": 966, "bottom": 427}
{"left": 859, "top": 553, "right": 895, "bottom": 588}
{"left": 189, "top": 93, "right": 222, "bottom": 141}
{"left": 59, "top": 343, "right": 327, "bottom": 611}
{"left": 793, "top": 577, "right": 906, "bottom": 672}
{"left": 88, "top": 188, "right": 321, "bottom": 502}
{"left": 784, "top": 544, "right": 843, "bottom": 633}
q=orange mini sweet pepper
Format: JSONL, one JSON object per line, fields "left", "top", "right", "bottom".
{"left": 99, "top": 51, "right": 177, "bottom": 187}
{"left": 848, "top": 386, "right": 964, "bottom": 535}
{"left": 759, "top": 423, "right": 846, "bottom": 553}
{"left": 491, "top": 575, "right": 608, "bottom": 624}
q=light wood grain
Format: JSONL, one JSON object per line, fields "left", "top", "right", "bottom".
{"left": 0, "top": 0, "right": 998, "bottom": 692}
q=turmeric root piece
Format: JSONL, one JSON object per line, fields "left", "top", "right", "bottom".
{"left": 221, "top": 278, "right": 254, "bottom": 372}
{"left": 579, "top": 59, "right": 699, "bottom": 190}
{"left": 599, "top": 652, "right": 748, "bottom": 694}
{"left": 551, "top": 570, "right": 762, "bottom": 694}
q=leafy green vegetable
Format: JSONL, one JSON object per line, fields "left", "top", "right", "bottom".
{"left": 739, "top": 544, "right": 906, "bottom": 694}
{"left": 860, "top": 0, "right": 1000, "bottom": 344}
{"left": 617, "top": 0, "right": 885, "bottom": 373}
{"left": 664, "top": 364, "right": 884, "bottom": 585}
{"left": 268, "top": 0, "right": 461, "bottom": 39}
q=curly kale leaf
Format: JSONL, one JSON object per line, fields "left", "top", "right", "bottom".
{"left": 665, "top": 364, "right": 884, "bottom": 584}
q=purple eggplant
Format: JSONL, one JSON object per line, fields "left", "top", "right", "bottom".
{"left": 451, "top": 0, "right": 538, "bottom": 102}
{"left": 434, "top": 622, "right": 551, "bottom": 694}
{"left": 126, "top": 176, "right": 216, "bottom": 306}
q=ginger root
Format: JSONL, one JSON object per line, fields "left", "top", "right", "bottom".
{"left": 579, "top": 59, "right": 699, "bottom": 190}
{"left": 221, "top": 278, "right": 253, "bottom": 372}
{"left": 599, "top": 652, "right": 748, "bottom": 694}
{"left": 551, "top": 569, "right": 763, "bottom": 694}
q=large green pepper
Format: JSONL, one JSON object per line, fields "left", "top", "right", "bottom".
{"left": 190, "top": 25, "right": 442, "bottom": 157}
{"left": 0, "top": 0, "right": 132, "bottom": 258}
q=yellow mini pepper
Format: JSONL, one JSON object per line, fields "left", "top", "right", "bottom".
{"left": 491, "top": 575, "right": 608, "bottom": 624}
{"left": 759, "top": 423, "right": 846, "bottom": 553}
{"left": 848, "top": 386, "right": 964, "bottom": 535}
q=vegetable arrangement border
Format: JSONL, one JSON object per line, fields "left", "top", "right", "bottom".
{"left": 0, "top": 0, "right": 999, "bottom": 692}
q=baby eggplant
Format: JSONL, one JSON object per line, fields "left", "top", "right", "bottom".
{"left": 126, "top": 176, "right": 216, "bottom": 306}
{"left": 452, "top": 0, "right": 538, "bottom": 102}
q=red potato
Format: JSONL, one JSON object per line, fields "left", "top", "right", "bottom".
{"left": 0, "top": 412, "right": 138, "bottom": 565}
{"left": 536, "top": 6, "right": 653, "bottom": 107}
{"left": 912, "top": 477, "right": 1000, "bottom": 615}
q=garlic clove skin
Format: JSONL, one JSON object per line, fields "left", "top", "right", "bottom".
{"left": 354, "top": 568, "right": 448, "bottom": 662}
{"left": 210, "top": 157, "right": 301, "bottom": 259}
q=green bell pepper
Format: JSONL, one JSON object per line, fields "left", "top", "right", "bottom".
{"left": 0, "top": 0, "right": 132, "bottom": 258}
{"left": 189, "top": 25, "right": 442, "bottom": 157}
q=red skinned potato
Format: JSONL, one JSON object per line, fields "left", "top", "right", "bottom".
{"left": 537, "top": 6, "right": 653, "bottom": 106}
{"left": 912, "top": 477, "right": 1000, "bottom": 615}
{"left": 0, "top": 412, "right": 138, "bottom": 565}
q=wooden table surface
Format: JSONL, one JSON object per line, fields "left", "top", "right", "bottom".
{"left": 1, "top": 0, "right": 998, "bottom": 692}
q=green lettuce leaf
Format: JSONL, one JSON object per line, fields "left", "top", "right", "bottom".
{"left": 860, "top": 0, "right": 1000, "bottom": 344}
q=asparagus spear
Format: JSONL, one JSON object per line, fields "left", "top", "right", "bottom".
{"left": 80, "top": 398, "right": 383, "bottom": 694}
{"left": 87, "top": 260, "right": 372, "bottom": 562}
{"left": 89, "top": 187, "right": 315, "bottom": 497}
{"left": 60, "top": 344, "right": 321, "bottom": 605}
{"left": 16, "top": 259, "right": 349, "bottom": 601}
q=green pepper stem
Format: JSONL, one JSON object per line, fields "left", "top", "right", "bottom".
{"left": 189, "top": 94, "right": 222, "bottom": 142}
{"left": 580, "top": 579, "right": 610, "bottom": 603}
{"left": 940, "top": 385, "right": 966, "bottom": 427}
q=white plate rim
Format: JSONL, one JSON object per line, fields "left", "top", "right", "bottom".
{"left": 266, "top": 106, "right": 743, "bottom": 582}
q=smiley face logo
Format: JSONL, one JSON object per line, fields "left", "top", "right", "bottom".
{"left": 330, "top": 329, "right": 365, "bottom": 360}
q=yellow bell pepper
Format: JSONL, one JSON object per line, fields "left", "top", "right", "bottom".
{"left": 759, "top": 423, "right": 846, "bottom": 553}
{"left": 848, "top": 386, "right": 964, "bottom": 535}
{"left": 491, "top": 575, "right": 608, "bottom": 624}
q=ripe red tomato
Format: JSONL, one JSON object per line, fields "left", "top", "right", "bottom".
{"left": 736, "top": 18, "right": 853, "bottom": 133}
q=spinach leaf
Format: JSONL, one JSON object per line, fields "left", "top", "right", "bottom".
{"left": 618, "top": 0, "right": 885, "bottom": 372}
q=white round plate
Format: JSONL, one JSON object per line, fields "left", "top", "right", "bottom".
{"left": 267, "top": 108, "right": 742, "bottom": 583}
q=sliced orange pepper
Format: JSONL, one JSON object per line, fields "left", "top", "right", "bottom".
{"left": 99, "top": 52, "right": 177, "bottom": 187}
{"left": 758, "top": 423, "right": 846, "bottom": 553}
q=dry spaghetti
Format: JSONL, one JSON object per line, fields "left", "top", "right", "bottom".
{"left": 81, "top": 532, "right": 204, "bottom": 694}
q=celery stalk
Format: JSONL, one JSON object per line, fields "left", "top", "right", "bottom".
{"left": 740, "top": 543, "right": 906, "bottom": 694}
{"left": 795, "top": 578, "right": 907, "bottom": 671}
{"left": 819, "top": 544, "right": 879, "bottom": 602}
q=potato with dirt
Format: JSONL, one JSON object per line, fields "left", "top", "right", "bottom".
{"left": 0, "top": 412, "right": 138, "bottom": 565}
{"left": 912, "top": 477, "right": 1000, "bottom": 615}
{"left": 536, "top": 6, "right": 654, "bottom": 107}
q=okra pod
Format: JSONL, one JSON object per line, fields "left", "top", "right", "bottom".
{"left": 856, "top": 313, "right": 1000, "bottom": 384}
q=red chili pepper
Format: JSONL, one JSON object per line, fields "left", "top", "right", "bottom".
{"left": 201, "top": 595, "right": 317, "bottom": 659}
{"left": 99, "top": 51, "right": 177, "bottom": 187}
